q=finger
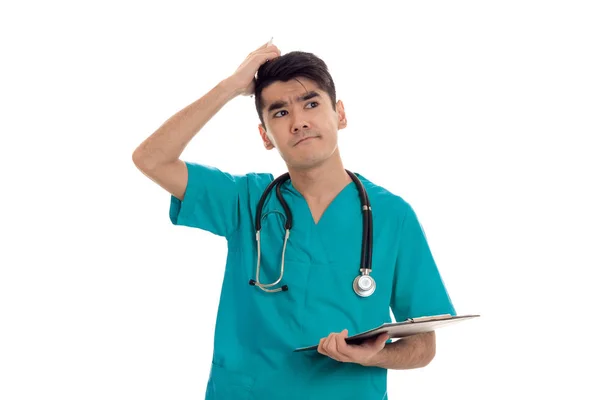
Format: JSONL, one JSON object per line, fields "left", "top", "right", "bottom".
{"left": 250, "top": 44, "right": 280, "bottom": 60}
{"left": 378, "top": 332, "right": 390, "bottom": 346}
{"left": 325, "top": 333, "right": 338, "bottom": 355}
{"left": 323, "top": 333, "right": 333, "bottom": 353}
{"left": 319, "top": 337, "right": 332, "bottom": 358}
{"left": 334, "top": 330, "right": 350, "bottom": 352}
{"left": 254, "top": 40, "right": 280, "bottom": 54}
{"left": 257, "top": 45, "right": 280, "bottom": 55}
{"left": 317, "top": 337, "right": 327, "bottom": 355}
{"left": 264, "top": 51, "right": 281, "bottom": 62}
{"left": 334, "top": 330, "right": 352, "bottom": 360}
{"left": 329, "top": 332, "right": 352, "bottom": 362}
{"left": 253, "top": 51, "right": 281, "bottom": 69}
{"left": 325, "top": 336, "right": 343, "bottom": 362}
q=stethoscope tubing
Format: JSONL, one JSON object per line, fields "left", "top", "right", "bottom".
{"left": 251, "top": 170, "right": 374, "bottom": 295}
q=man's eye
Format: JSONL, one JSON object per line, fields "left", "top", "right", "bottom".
{"left": 306, "top": 101, "right": 319, "bottom": 109}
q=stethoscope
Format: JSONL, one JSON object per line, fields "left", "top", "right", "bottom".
{"left": 249, "top": 170, "right": 375, "bottom": 297}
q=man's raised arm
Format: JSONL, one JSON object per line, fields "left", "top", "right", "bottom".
{"left": 132, "top": 41, "right": 281, "bottom": 200}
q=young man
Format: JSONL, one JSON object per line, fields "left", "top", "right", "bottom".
{"left": 132, "top": 41, "right": 456, "bottom": 400}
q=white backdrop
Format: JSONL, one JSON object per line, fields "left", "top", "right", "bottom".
{"left": 1, "top": 1, "right": 599, "bottom": 399}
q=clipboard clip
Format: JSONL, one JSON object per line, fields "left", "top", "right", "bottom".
{"left": 406, "top": 314, "right": 452, "bottom": 323}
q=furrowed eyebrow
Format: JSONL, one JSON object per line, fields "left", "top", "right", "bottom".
{"left": 266, "top": 91, "right": 321, "bottom": 113}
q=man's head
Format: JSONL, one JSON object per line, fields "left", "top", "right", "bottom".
{"left": 254, "top": 51, "right": 347, "bottom": 170}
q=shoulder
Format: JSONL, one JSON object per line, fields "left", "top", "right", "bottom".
{"left": 227, "top": 170, "right": 278, "bottom": 204}
{"left": 357, "top": 174, "right": 413, "bottom": 221}
{"left": 183, "top": 162, "right": 276, "bottom": 196}
{"left": 187, "top": 162, "right": 275, "bottom": 187}
{"left": 244, "top": 171, "right": 276, "bottom": 186}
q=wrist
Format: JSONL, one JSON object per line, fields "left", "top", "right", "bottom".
{"left": 361, "top": 345, "right": 388, "bottom": 368}
{"left": 218, "top": 78, "right": 242, "bottom": 99}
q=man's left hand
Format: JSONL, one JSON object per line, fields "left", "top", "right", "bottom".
{"left": 317, "top": 329, "right": 389, "bottom": 367}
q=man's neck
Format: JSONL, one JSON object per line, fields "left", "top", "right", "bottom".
{"left": 287, "top": 154, "right": 352, "bottom": 203}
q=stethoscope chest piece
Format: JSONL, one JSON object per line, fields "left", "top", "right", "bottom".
{"left": 353, "top": 272, "right": 376, "bottom": 297}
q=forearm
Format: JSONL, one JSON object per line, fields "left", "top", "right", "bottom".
{"left": 367, "top": 332, "right": 436, "bottom": 370}
{"left": 133, "top": 79, "right": 239, "bottom": 168}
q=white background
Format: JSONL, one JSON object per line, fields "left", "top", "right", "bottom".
{"left": 1, "top": 1, "right": 599, "bottom": 399}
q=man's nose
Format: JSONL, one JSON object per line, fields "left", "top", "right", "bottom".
{"left": 292, "top": 121, "right": 310, "bottom": 133}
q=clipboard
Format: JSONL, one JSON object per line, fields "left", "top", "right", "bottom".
{"left": 294, "top": 314, "right": 480, "bottom": 352}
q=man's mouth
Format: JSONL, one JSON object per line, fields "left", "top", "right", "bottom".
{"left": 295, "top": 136, "right": 316, "bottom": 145}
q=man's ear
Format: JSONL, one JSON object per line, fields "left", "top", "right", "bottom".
{"left": 258, "top": 124, "right": 275, "bottom": 150}
{"left": 337, "top": 100, "right": 347, "bottom": 129}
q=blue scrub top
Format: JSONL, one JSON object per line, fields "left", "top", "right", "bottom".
{"left": 169, "top": 162, "right": 456, "bottom": 400}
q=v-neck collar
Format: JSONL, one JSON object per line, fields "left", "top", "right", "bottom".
{"left": 275, "top": 174, "right": 365, "bottom": 264}
{"left": 280, "top": 174, "right": 363, "bottom": 228}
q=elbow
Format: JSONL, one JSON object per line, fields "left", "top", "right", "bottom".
{"left": 132, "top": 148, "right": 144, "bottom": 167}
{"left": 132, "top": 148, "right": 155, "bottom": 171}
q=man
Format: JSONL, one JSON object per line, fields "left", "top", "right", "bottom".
{"left": 132, "top": 40, "right": 456, "bottom": 399}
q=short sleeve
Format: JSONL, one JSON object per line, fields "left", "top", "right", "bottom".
{"left": 390, "top": 203, "right": 456, "bottom": 322}
{"left": 169, "top": 161, "right": 243, "bottom": 237}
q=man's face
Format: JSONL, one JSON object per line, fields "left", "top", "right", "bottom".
{"left": 258, "top": 77, "right": 347, "bottom": 170}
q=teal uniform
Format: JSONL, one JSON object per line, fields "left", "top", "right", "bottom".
{"left": 169, "top": 162, "right": 456, "bottom": 400}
